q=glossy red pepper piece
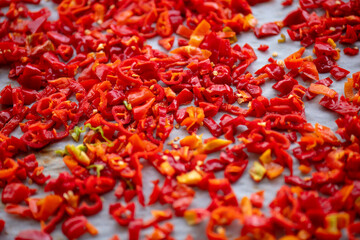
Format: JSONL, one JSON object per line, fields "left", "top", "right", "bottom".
{"left": 77, "top": 194, "right": 103, "bottom": 216}
{"left": 258, "top": 44, "right": 269, "bottom": 51}
{"left": 15, "top": 230, "right": 52, "bottom": 240}
{"left": 330, "top": 66, "right": 350, "bottom": 81}
{"left": 0, "top": 219, "right": 4, "bottom": 233}
{"left": 254, "top": 22, "right": 281, "bottom": 38}
{"left": 62, "top": 215, "right": 95, "bottom": 239}
{"left": 344, "top": 47, "right": 359, "bottom": 56}
{"left": 2, "top": 183, "right": 35, "bottom": 204}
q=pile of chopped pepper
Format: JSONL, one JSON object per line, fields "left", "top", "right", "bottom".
{"left": 0, "top": 0, "right": 360, "bottom": 239}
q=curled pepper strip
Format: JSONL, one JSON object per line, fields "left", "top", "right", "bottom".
{"left": 308, "top": 83, "right": 337, "bottom": 98}
{"left": 0, "top": 158, "right": 18, "bottom": 180}
{"left": 76, "top": 194, "right": 103, "bottom": 216}
{"left": 31, "top": 195, "right": 63, "bottom": 221}
{"left": 109, "top": 202, "right": 135, "bottom": 226}
{"left": 206, "top": 206, "right": 242, "bottom": 240}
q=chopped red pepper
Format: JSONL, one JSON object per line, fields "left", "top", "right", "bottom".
{"left": 0, "top": 0, "right": 360, "bottom": 239}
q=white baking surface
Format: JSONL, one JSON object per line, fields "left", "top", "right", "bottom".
{"left": 0, "top": 0, "right": 359, "bottom": 239}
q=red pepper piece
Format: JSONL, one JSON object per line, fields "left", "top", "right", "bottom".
{"left": 347, "top": 222, "right": 360, "bottom": 240}
{"left": 254, "top": 22, "right": 281, "bottom": 38}
{"left": 128, "top": 219, "right": 143, "bottom": 240}
{"left": 247, "top": 0, "right": 271, "bottom": 5}
{"left": 282, "top": 0, "right": 293, "bottom": 5}
{"left": 158, "top": 36, "right": 175, "bottom": 51}
{"left": 1, "top": 106, "right": 28, "bottom": 136}
{"left": 203, "top": 117, "right": 223, "bottom": 137}
{"left": 44, "top": 172, "right": 75, "bottom": 195}
{"left": 148, "top": 180, "right": 161, "bottom": 206}
{"left": 300, "top": 61, "right": 319, "bottom": 81}
{"left": 167, "top": 89, "right": 193, "bottom": 112}
{"left": 250, "top": 190, "right": 265, "bottom": 208}
{"left": 178, "top": 38, "right": 189, "bottom": 46}
{"left": 62, "top": 215, "right": 96, "bottom": 239}
{"left": 84, "top": 175, "right": 116, "bottom": 195}
{"left": 27, "top": 16, "right": 47, "bottom": 33}
{"left": 15, "top": 230, "right": 52, "bottom": 240}
{"left": 285, "top": 175, "right": 313, "bottom": 189}
{"left": 344, "top": 47, "right": 359, "bottom": 56}
{"left": 212, "top": 64, "right": 231, "bottom": 84}
{"left": 112, "top": 106, "right": 131, "bottom": 125}
{"left": 0, "top": 109, "right": 12, "bottom": 130}
{"left": 320, "top": 96, "right": 360, "bottom": 116}
{"left": 340, "top": 25, "right": 358, "bottom": 44}
{"left": 231, "top": 0, "right": 252, "bottom": 15}
{"left": 273, "top": 76, "right": 298, "bottom": 96}
{"left": 17, "top": 64, "right": 43, "bottom": 90}
{"left": 77, "top": 194, "right": 103, "bottom": 216}
{"left": 42, "top": 205, "right": 66, "bottom": 234}
{"left": 224, "top": 161, "right": 248, "bottom": 183}
{"left": 156, "top": 11, "right": 172, "bottom": 37}
{"left": 283, "top": 8, "right": 309, "bottom": 27}
{"left": 241, "top": 215, "right": 273, "bottom": 237}
{"left": 0, "top": 42, "right": 26, "bottom": 64}
{"left": 47, "top": 31, "right": 71, "bottom": 45}
{"left": 176, "top": 25, "right": 193, "bottom": 39}
{"left": 42, "top": 52, "right": 67, "bottom": 73}
{"left": 255, "top": 63, "right": 285, "bottom": 81}
{"left": 109, "top": 235, "right": 120, "bottom": 240}
{"left": 2, "top": 183, "right": 35, "bottom": 204}
{"left": 314, "top": 55, "right": 336, "bottom": 73}
{"left": 56, "top": 44, "right": 74, "bottom": 61}
{"left": 0, "top": 219, "right": 4, "bottom": 233}
{"left": 330, "top": 66, "right": 350, "bottom": 81}
{"left": 133, "top": 98, "right": 155, "bottom": 121}
{"left": 314, "top": 42, "right": 338, "bottom": 58}
{"left": 308, "top": 83, "right": 337, "bottom": 98}
{"left": 0, "top": 158, "right": 18, "bottom": 180}
{"left": 202, "top": 158, "right": 226, "bottom": 172}
{"left": 258, "top": 44, "right": 269, "bottom": 51}
{"left": 21, "top": 88, "right": 38, "bottom": 105}
{"left": 116, "top": 66, "right": 143, "bottom": 88}
{"left": 5, "top": 204, "right": 32, "bottom": 218}
{"left": 0, "top": 85, "right": 13, "bottom": 105}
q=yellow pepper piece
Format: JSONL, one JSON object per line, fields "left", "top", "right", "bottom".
{"left": 170, "top": 46, "right": 212, "bottom": 60}
{"left": 240, "top": 196, "right": 253, "bottom": 216}
{"left": 184, "top": 210, "right": 198, "bottom": 225}
{"left": 160, "top": 161, "right": 175, "bottom": 177}
{"left": 259, "top": 149, "right": 272, "bottom": 164}
{"left": 180, "top": 134, "right": 202, "bottom": 150}
{"left": 265, "top": 162, "right": 284, "bottom": 180}
{"left": 65, "top": 144, "right": 90, "bottom": 166}
{"left": 249, "top": 161, "right": 266, "bottom": 182}
{"left": 202, "top": 139, "right": 232, "bottom": 154}
{"left": 177, "top": 170, "right": 202, "bottom": 185}
{"left": 327, "top": 38, "right": 336, "bottom": 49}
{"left": 344, "top": 77, "right": 354, "bottom": 100}
{"left": 298, "top": 164, "right": 312, "bottom": 174}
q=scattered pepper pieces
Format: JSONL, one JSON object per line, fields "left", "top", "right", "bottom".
{"left": 0, "top": 0, "right": 359, "bottom": 239}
